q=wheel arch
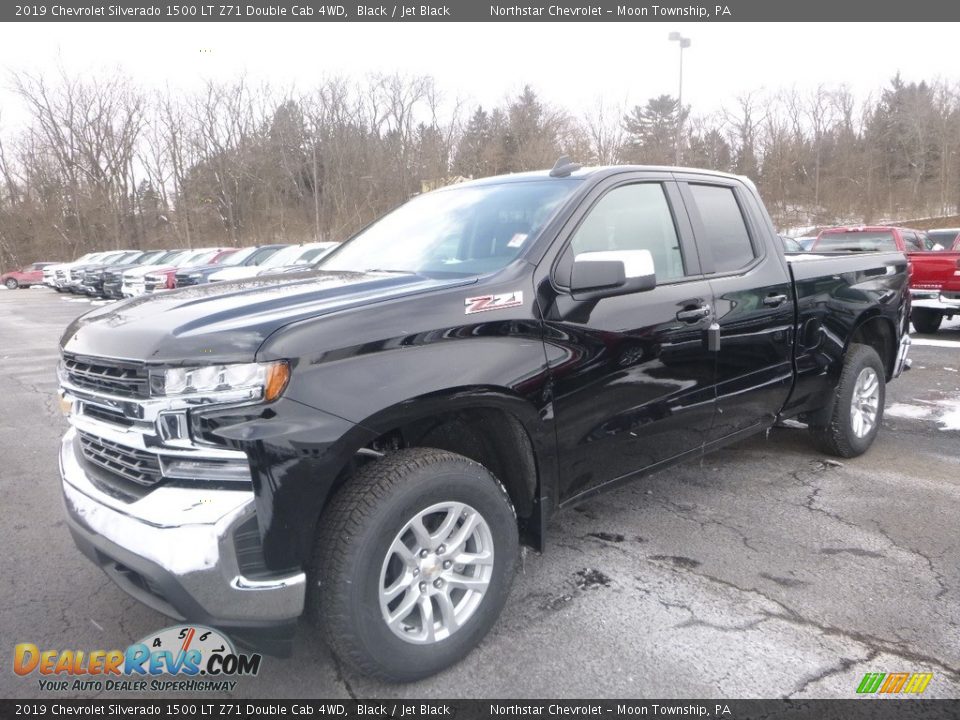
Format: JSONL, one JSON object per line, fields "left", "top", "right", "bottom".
{"left": 846, "top": 311, "right": 897, "bottom": 381}
{"left": 330, "top": 387, "right": 554, "bottom": 551}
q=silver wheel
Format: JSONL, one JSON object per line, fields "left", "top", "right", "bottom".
{"left": 379, "top": 501, "right": 495, "bottom": 645}
{"left": 850, "top": 367, "right": 880, "bottom": 438}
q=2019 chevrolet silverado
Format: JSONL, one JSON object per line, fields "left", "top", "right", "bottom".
{"left": 58, "top": 162, "right": 911, "bottom": 682}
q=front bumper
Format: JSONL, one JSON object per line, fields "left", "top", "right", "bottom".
{"left": 60, "top": 427, "right": 306, "bottom": 645}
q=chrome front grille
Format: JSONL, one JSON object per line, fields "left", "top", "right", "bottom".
{"left": 62, "top": 353, "right": 254, "bottom": 492}
{"left": 175, "top": 273, "right": 200, "bottom": 287}
{"left": 63, "top": 353, "right": 150, "bottom": 399}
{"left": 78, "top": 431, "right": 163, "bottom": 487}
{"left": 80, "top": 402, "right": 135, "bottom": 428}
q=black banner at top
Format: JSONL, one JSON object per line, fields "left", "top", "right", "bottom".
{"left": 4, "top": 0, "right": 960, "bottom": 22}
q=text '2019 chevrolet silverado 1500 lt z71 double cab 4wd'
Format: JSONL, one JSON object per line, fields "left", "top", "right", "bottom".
{"left": 57, "top": 161, "right": 911, "bottom": 681}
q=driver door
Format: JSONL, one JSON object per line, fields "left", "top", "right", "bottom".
{"left": 539, "top": 176, "right": 718, "bottom": 503}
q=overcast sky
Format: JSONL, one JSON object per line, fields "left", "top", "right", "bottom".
{"left": 0, "top": 22, "right": 957, "bottom": 131}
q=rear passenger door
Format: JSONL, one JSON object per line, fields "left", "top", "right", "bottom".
{"left": 676, "top": 176, "right": 795, "bottom": 445}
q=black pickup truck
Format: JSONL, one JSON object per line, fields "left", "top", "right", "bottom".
{"left": 57, "top": 161, "right": 911, "bottom": 681}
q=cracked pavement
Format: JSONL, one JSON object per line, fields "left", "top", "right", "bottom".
{"left": 1, "top": 289, "right": 959, "bottom": 699}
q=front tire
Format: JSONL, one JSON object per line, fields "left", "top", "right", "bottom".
{"left": 911, "top": 308, "right": 943, "bottom": 334}
{"left": 311, "top": 448, "right": 519, "bottom": 682}
{"left": 809, "top": 343, "right": 885, "bottom": 458}
{"left": 4, "top": 278, "right": 17, "bottom": 289}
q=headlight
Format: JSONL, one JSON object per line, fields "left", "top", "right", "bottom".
{"left": 159, "top": 360, "right": 290, "bottom": 401}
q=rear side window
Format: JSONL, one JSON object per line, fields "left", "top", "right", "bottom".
{"left": 927, "top": 230, "right": 959, "bottom": 250}
{"left": 688, "top": 184, "right": 755, "bottom": 273}
{"left": 816, "top": 231, "right": 897, "bottom": 252}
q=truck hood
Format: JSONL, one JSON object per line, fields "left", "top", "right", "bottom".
{"left": 61, "top": 270, "right": 474, "bottom": 364}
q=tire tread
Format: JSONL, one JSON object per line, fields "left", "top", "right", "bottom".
{"left": 809, "top": 343, "right": 884, "bottom": 458}
{"left": 311, "top": 447, "right": 510, "bottom": 681}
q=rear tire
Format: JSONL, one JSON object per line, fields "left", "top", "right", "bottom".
{"left": 809, "top": 343, "right": 885, "bottom": 458}
{"left": 311, "top": 448, "right": 519, "bottom": 682}
{"left": 4, "top": 278, "right": 17, "bottom": 289}
{"left": 911, "top": 308, "right": 942, "bottom": 334}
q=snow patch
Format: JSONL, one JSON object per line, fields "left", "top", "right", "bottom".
{"left": 940, "top": 408, "right": 960, "bottom": 431}
{"left": 912, "top": 338, "right": 960, "bottom": 348}
{"left": 886, "top": 393, "right": 960, "bottom": 431}
{"left": 886, "top": 403, "right": 935, "bottom": 420}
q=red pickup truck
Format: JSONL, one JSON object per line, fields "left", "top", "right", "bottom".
{"left": 2, "top": 262, "right": 57, "bottom": 289}
{"left": 813, "top": 226, "right": 960, "bottom": 333}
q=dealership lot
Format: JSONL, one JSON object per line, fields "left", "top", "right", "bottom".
{"left": 1, "top": 289, "right": 958, "bottom": 699}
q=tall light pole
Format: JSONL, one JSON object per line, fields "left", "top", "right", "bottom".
{"left": 668, "top": 32, "right": 691, "bottom": 164}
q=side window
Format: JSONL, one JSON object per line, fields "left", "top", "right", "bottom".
{"left": 901, "top": 231, "right": 923, "bottom": 252}
{"left": 569, "top": 183, "right": 686, "bottom": 282}
{"left": 688, "top": 184, "right": 755, "bottom": 273}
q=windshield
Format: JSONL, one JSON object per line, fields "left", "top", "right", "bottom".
{"left": 260, "top": 245, "right": 320, "bottom": 269}
{"left": 109, "top": 251, "right": 143, "bottom": 265}
{"left": 217, "top": 246, "right": 260, "bottom": 266}
{"left": 816, "top": 230, "right": 897, "bottom": 252}
{"left": 151, "top": 250, "right": 189, "bottom": 265}
{"left": 318, "top": 179, "right": 581, "bottom": 276}
{"left": 175, "top": 250, "right": 218, "bottom": 267}
{"left": 299, "top": 245, "right": 337, "bottom": 263}
{"left": 134, "top": 250, "right": 164, "bottom": 265}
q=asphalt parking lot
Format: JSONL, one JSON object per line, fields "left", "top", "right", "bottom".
{"left": 1, "top": 287, "right": 959, "bottom": 700}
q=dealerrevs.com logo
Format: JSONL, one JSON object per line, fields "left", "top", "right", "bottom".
{"left": 14, "top": 625, "right": 262, "bottom": 693}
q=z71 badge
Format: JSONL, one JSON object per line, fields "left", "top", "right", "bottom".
{"left": 464, "top": 291, "right": 524, "bottom": 314}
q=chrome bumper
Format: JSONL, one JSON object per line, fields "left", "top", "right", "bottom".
{"left": 60, "top": 427, "right": 306, "bottom": 625}
{"left": 910, "top": 290, "right": 960, "bottom": 312}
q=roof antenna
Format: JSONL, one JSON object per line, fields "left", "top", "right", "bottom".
{"left": 549, "top": 155, "right": 581, "bottom": 178}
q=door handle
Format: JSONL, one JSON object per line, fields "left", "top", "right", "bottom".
{"left": 676, "top": 305, "right": 711, "bottom": 322}
{"left": 763, "top": 294, "right": 788, "bottom": 307}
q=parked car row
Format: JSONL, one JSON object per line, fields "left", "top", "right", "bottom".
{"left": 39, "top": 242, "right": 340, "bottom": 299}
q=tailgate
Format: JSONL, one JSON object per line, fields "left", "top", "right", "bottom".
{"left": 908, "top": 251, "right": 960, "bottom": 291}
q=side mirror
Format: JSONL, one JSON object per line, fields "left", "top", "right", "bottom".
{"left": 570, "top": 249, "right": 657, "bottom": 300}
